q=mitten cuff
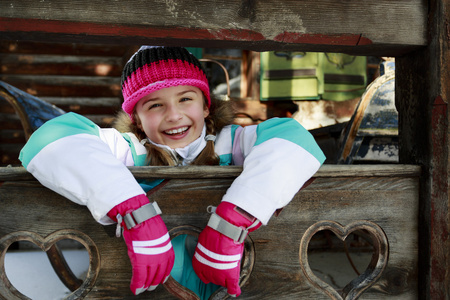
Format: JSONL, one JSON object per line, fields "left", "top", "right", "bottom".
{"left": 207, "top": 202, "right": 261, "bottom": 243}
{"left": 107, "top": 194, "right": 149, "bottom": 222}
{"left": 215, "top": 202, "right": 258, "bottom": 228}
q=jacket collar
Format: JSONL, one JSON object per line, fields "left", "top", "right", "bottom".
{"left": 146, "top": 125, "right": 207, "bottom": 165}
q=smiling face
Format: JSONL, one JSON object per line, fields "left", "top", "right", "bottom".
{"left": 134, "top": 85, "right": 210, "bottom": 149}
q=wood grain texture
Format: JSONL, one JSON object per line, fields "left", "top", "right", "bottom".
{"left": 0, "top": 229, "right": 100, "bottom": 300}
{"left": 0, "top": 53, "right": 123, "bottom": 76}
{"left": 0, "top": 1, "right": 426, "bottom": 56}
{"left": 0, "top": 75, "right": 121, "bottom": 98}
{"left": 395, "top": 1, "right": 450, "bottom": 298}
{"left": 0, "top": 0, "right": 446, "bottom": 296}
{"left": 0, "top": 164, "right": 421, "bottom": 182}
{"left": 0, "top": 169, "right": 419, "bottom": 299}
{"left": 299, "top": 220, "right": 389, "bottom": 299}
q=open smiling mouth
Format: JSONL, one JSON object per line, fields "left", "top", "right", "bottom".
{"left": 164, "top": 126, "right": 189, "bottom": 135}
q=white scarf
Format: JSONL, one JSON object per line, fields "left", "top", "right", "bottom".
{"left": 146, "top": 125, "right": 207, "bottom": 165}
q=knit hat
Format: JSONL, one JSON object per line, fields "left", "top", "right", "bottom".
{"left": 121, "top": 46, "right": 211, "bottom": 121}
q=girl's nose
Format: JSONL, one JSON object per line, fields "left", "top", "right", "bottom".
{"left": 165, "top": 104, "right": 183, "bottom": 122}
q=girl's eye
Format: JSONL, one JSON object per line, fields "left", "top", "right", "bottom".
{"left": 180, "top": 97, "right": 191, "bottom": 102}
{"left": 148, "top": 103, "right": 162, "bottom": 110}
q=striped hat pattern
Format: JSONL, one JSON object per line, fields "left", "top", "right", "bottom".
{"left": 121, "top": 46, "right": 211, "bottom": 120}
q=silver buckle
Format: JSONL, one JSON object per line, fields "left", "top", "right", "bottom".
{"left": 207, "top": 213, "right": 248, "bottom": 243}
{"left": 123, "top": 202, "right": 162, "bottom": 230}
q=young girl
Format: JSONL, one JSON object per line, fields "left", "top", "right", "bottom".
{"left": 19, "top": 46, "right": 325, "bottom": 298}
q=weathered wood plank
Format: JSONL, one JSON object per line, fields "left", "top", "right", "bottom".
{"left": 0, "top": 0, "right": 426, "bottom": 56}
{"left": 0, "top": 129, "right": 25, "bottom": 144}
{"left": 0, "top": 173, "right": 419, "bottom": 299}
{"left": 0, "top": 75, "right": 121, "bottom": 98}
{"left": 0, "top": 0, "right": 443, "bottom": 298}
{"left": 395, "top": 0, "right": 450, "bottom": 298}
{"left": 0, "top": 53, "right": 123, "bottom": 76}
{"left": 0, "top": 41, "right": 125, "bottom": 166}
{"left": 82, "top": 114, "right": 119, "bottom": 128}
{"left": 0, "top": 165, "right": 422, "bottom": 182}
{"left": 0, "top": 40, "right": 131, "bottom": 57}
{"left": 0, "top": 113, "right": 22, "bottom": 130}
{"left": 0, "top": 144, "right": 23, "bottom": 166}
{"left": 0, "top": 100, "right": 16, "bottom": 114}
{"left": 40, "top": 97, "right": 121, "bottom": 108}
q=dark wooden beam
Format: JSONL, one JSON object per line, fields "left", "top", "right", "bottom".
{"left": 0, "top": 0, "right": 426, "bottom": 56}
{"left": 396, "top": 0, "right": 450, "bottom": 298}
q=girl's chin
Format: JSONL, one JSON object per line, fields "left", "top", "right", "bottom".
{"left": 166, "top": 142, "right": 189, "bottom": 149}
{"left": 163, "top": 137, "right": 192, "bottom": 149}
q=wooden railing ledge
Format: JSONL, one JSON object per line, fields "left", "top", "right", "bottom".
{"left": 0, "top": 164, "right": 422, "bottom": 182}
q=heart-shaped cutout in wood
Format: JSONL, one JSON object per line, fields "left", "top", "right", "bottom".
{"left": 299, "top": 220, "right": 389, "bottom": 300}
{"left": 164, "top": 225, "right": 255, "bottom": 300}
{"left": 0, "top": 229, "right": 100, "bottom": 300}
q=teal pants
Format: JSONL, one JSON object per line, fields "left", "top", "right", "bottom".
{"left": 170, "top": 234, "right": 221, "bottom": 300}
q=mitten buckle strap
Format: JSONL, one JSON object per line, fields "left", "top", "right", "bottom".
{"left": 123, "top": 202, "right": 162, "bottom": 230}
{"left": 207, "top": 213, "right": 248, "bottom": 243}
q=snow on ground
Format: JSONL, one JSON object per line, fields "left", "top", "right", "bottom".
{"left": 4, "top": 248, "right": 371, "bottom": 299}
{"left": 5, "top": 249, "right": 89, "bottom": 300}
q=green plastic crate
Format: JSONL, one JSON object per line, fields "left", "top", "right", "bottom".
{"left": 260, "top": 51, "right": 323, "bottom": 100}
{"left": 260, "top": 52, "right": 367, "bottom": 101}
{"left": 322, "top": 53, "right": 367, "bottom": 101}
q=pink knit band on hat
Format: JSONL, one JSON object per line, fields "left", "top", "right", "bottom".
{"left": 122, "top": 78, "right": 210, "bottom": 117}
{"left": 121, "top": 47, "right": 211, "bottom": 121}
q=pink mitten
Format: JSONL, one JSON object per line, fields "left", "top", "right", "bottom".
{"left": 107, "top": 194, "right": 175, "bottom": 295}
{"left": 192, "top": 202, "right": 261, "bottom": 297}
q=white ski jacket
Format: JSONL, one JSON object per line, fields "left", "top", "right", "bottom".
{"left": 20, "top": 112, "right": 325, "bottom": 225}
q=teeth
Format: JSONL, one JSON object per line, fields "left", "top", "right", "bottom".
{"left": 165, "top": 127, "right": 188, "bottom": 135}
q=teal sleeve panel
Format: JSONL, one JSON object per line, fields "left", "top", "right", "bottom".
{"left": 230, "top": 124, "right": 239, "bottom": 144}
{"left": 218, "top": 153, "right": 232, "bottom": 165}
{"left": 19, "top": 112, "right": 99, "bottom": 168}
{"left": 120, "top": 133, "right": 147, "bottom": 166}
{"left": 119, "top": 133, "right": 165, "bottom": 192}
{"left": 255, "top": 118, "right": 326, "bottom": 163}
{"left": 217, "top": 124, "right": 239, "bottom": 166}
